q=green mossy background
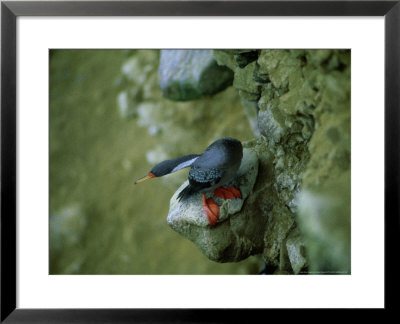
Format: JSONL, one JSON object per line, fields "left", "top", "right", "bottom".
{"left": 49, "top": 50, "right": 261, "bottom": 274}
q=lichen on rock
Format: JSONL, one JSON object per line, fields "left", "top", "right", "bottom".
{"left": 210, "top": 49, "right": 350, "bottom": 274}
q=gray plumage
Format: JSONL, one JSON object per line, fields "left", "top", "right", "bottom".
{"left": 177, "top": 137, "right": 243, "bottom": 201}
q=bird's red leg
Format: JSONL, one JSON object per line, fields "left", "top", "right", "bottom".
{"left": 214, "top": 187, "right": 242, "bottom": 199}
{"left": 202, "top": 194, "right": 219, "bottom": 226}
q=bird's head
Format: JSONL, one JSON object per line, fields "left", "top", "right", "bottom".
{"left": 134, "top": 160, "right": 176, "bottom": 184}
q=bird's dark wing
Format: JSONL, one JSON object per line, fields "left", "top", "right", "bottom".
{"left": 177, "top": 166, "right": 222, "bottom": 202}
{"left": 188, "top": 166, "right": 223, "bottom": 191}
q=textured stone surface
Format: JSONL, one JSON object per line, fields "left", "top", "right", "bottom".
{"left": 234, "top": 51, "right": 260, "bottom": 68}
{"left": 241, "top": 98, "right": 260, "bottom": 136}
{"left": 213, "top": 49, "right": 350, "bottom": 273}
{"left": 158, "top": 50, "right": 233, "bottom": 101}
{"left": 167, "top": 148, "right": 261, "bottom": 262}
{"left": 285, "top": 228, "right": 308, "bottom": 274}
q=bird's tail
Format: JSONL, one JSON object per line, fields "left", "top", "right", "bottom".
{"left": 177, "top": 184, "right": 195, "bottom": 202}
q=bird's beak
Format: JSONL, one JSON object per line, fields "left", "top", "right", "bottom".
{"left": 134, "top": 172, "right": 156, "bottom": 184}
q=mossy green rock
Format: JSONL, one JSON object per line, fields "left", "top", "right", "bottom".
{"left": 213, "top": 49, "right": 350, "bottom": 273}
{"left": 159, "top": 50, "right": 233, "bottom": 101}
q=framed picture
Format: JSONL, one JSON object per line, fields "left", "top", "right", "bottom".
{"left": 1, "top": 0, "right": 398, "bottom": 321}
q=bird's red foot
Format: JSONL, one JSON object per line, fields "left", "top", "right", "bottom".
{"left": 214, "top": 187, "right": 242, "bottom": 199}
{"left": 202, "top": 194, "right": 219, "bottom": 226}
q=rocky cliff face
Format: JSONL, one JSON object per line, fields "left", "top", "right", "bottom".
{"left": 212, "top": 49, "right": 351, "bottom": 274}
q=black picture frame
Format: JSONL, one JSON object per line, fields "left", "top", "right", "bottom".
{"left": 1, "top": 0, "right": 398, "bottom": 321}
